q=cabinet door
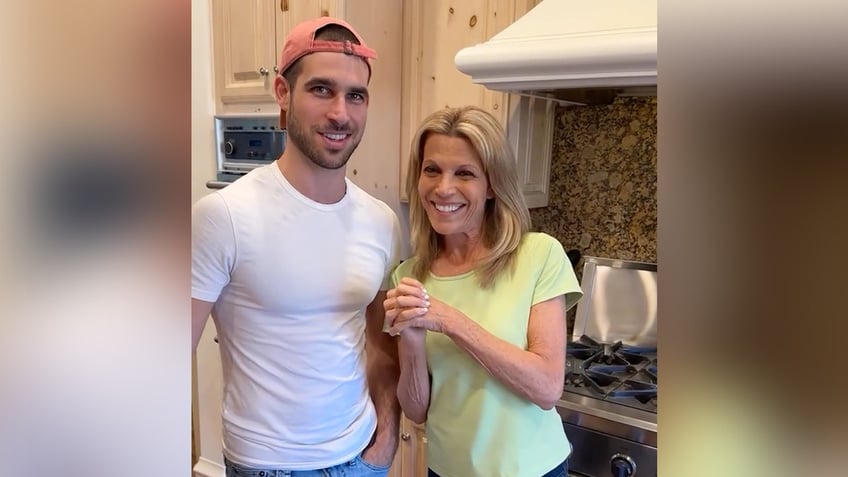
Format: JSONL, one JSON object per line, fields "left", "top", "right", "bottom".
{"left": 507, "top": 95, "right": 554, "bottom": 208}
{"left": 397, "top": 417, "right": 415, "bottom": 477}
{"left": 212, "top": 0, "right": 278, "bottom": 103}
{"left": 412, "top": 421, "right": 428, "bottom": 477}
{"left": 399, "top": 0, "right": 515, "bottom": 201}
{"left": 394, "top": 416, "right": 428, "bottom": 477}
{"left": 387, "top": 431, "right": 403, "bottom": 477}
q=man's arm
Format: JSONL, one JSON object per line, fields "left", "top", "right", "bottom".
{"left": 362, "top": 290, "right": 401, "bottom": 466}
{"left": 192, "top": 298, "right": 214, "bottom": 351}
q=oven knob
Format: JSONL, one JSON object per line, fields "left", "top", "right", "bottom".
{"left": 224, "top": 140, "right": 236, "bottom": 155}
{"left": 610, "top": 453, "right": 637, "bottom": 476}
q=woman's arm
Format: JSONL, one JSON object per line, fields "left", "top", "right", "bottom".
{"left": 385, "top": 280, "right": 432, "bottom": 423}
{"left": 395, "top": 330, "right": 431, "bottom": 423}
{"left": 391, "top": 294, "right": 567, "bottom": 410}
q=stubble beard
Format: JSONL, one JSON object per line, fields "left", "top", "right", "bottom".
{"left": 285, "top": 102, "right": 362, "bottom": 171}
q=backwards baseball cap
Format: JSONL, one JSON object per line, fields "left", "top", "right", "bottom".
{"left": 276, "top": 17, "right": 377, "bottom": 128}
{"left": 277, "top": 16, "right": 377, "bottom": 78}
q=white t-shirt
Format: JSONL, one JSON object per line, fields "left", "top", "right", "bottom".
{"left": 192, "top": 163, "right": 401, "bottom": 469}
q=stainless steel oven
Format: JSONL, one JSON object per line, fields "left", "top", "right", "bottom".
{"left": 206, "top": 114, "right": 286, "bottom": 189}
{"left": 557, "top": 257, "right": 658, "bottom": 477}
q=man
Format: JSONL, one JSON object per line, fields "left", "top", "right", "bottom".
{"left": 192, "top": 17, "right": 401, "bottom": 476}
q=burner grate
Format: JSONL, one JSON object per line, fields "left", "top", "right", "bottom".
{"left": 564, "top": 335, "right": 658, "bottom": 412}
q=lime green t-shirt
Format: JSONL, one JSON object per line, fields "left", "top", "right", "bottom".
{"left": 391, "top": 233, "right": 582, "bottom": 477}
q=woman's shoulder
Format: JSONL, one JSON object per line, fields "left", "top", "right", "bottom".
{"left": 515, "top": 233, "right": 568, "bottom": 271}
{"left": 520, "top": 232, "right": 563, "bottom": 253}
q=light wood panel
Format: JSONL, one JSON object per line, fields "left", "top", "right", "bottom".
{"left": 212, "top": 0, "right": 278, "bottom": 104}
{"left": 342, "top": 0, "right": 402, "bottom": 210}
{"left": 400, "top": 0, "right": 533, "bottom": 201}
{"left": 393, "top": 416, "right": 428, "bottom": 477}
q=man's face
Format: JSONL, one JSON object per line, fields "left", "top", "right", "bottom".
{"left": 278, "top": 52, "right": 370, "bottom": 170}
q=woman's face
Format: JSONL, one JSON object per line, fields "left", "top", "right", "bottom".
{"left": 418, "top": 134, "right": 492, "bottom": 241}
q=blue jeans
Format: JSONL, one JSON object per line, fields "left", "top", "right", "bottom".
{"left": 225, "top": 453, "right": 391, "bottom": 477}
{"left": 427, "top": 459, "right": 568, "bottom": 477}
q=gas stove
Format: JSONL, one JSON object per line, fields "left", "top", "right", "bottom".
{"left": 556, "top": 257, "right": 657, "bottom": 477}
{"left": 565, "top": 335, "right": 657, "bottom": 414}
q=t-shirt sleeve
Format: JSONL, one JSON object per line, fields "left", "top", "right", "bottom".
{"left": 531, "top": 234, "right": 583, "bottom": 311}
{"left": 192, "top": 193, "right": 236, "bottom": 303}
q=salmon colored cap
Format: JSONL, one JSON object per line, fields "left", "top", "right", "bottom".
{"left": 277, "top": 16, "right": 376, "bottom": 77}
{"left": 277, "top": 17, "right": 377, "bottom": 128}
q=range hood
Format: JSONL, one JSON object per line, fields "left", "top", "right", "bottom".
{"left": 455, "top": 0, "right": 657, "bottom": 104}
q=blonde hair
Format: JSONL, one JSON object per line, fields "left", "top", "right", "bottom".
{"left": 405, "top": 106, "right": 531, "bottom": 288}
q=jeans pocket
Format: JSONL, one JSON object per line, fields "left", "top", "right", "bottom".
{"left": 354, "top": 454, "right": 392, "bottom": 474}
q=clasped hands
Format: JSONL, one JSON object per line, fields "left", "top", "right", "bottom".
{"left": 383, "top": 277, "right": 449, "bottom": 336}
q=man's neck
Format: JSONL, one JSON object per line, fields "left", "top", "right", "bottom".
{"left": 276, "top": 152, "right": 347, "bottom": 204}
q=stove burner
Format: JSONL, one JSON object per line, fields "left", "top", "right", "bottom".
{"left": 643, "top": 362, "right": 657, "bottom": 382}
{"left": 564, "top": 335, "right": 658, "bottom": 412}
{"left": 585, "top": 364, "right": 639, "bottom": 379}
{"left": 568, "top": 341, "right": 600, "bottom": 360}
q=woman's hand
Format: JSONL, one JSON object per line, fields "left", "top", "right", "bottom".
{"left": 385, "top": 277, "right": 464, "bottom": 336}
{"left": 390, "top": 295, "right": 455, "bottom": 335}
{"left": 389, "top": 278, "right": 434, "bottom": 424}
{"left": 387, "top": 280, "right": 463, "bottom": 336}
{"left": 384, "top": 277, "right": 430, "bottom": 338}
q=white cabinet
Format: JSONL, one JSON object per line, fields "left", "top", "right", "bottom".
{"left": 506, "top": 95, "right": 555, "bottom": 208}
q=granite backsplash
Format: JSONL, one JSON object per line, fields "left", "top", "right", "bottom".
{"left": 529, "top": 96, "right": 657, "bottom": 336}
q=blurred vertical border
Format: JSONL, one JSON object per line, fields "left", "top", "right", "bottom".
{"left": 0, "top": 1, "right": 191, "bottom": 476}
{"left": 661, "top": 1, "right": 848, "bottom": 476}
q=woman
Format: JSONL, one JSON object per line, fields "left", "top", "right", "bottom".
{"left": 384, "top": 106, "right": 583, "bottom": 477}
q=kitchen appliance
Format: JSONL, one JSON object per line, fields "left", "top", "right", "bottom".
{"left": 455, "top": 0, "right": 657, "bottom": 103}
{"left": 206, "top": 114, "right": 286, "bottom": 189}
{"left": 557, "top": 256, "right": 657, "bottom": 477}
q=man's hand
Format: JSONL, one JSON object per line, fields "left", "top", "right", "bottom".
{"left": 361, "top": 434, "right": 397, "bottom": 467}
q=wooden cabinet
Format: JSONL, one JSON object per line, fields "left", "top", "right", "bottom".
{"left": 211, "top": 0, "right": 346, "bottom": 106}
{"left": 211, "top": 0, "right": 278, "bottom": 104}
{"left": 390, "top": 415, "right": 428, "bottom": 477}
{"left": 399, "top": 0, "right": 552, "bottom": 207}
